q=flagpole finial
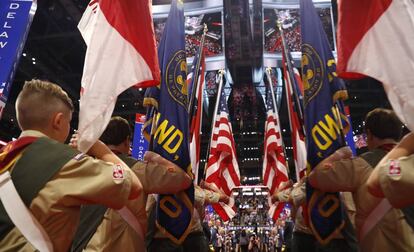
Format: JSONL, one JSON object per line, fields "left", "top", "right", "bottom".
{"left": 218, "top": 69, "right": 225, "bottom": 75}
{"left": 266, "top": 67, "right": 272, "bottom": 73}
{"left": 276, "top": 21, "right": 282, "bottom": 31}
{"left": 203, "top": 23, "right": 208, "bottom": 34}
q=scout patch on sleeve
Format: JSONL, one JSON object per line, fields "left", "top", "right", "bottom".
{"left": 113, "top": 164, "right": 125, "bottom": 180}
{"left": 388, "top": 160, "right": 401, "bottom": 176}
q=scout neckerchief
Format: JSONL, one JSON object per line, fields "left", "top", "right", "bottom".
{"left": 378, "top": 143, "right": 396, "bottom": 153}
{"left": 0, "top": 136, "right": 38, "bottom": 174}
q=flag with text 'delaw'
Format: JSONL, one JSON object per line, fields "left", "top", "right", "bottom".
{"left": 77, "top": 0, "right": 160, "bottom": 152}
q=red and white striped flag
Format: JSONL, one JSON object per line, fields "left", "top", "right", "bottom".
{"left": 189, "top": 51, "right": 206, "bottom": 184}
{"left": 77, "top": 0, "right": 160, "bottom": 152}
{"left": 262, "top": 88, "right": 289, "bottom": 221}
{"left": 283, "top": 61, "right": 307, "bottom": 181}
{"left": 205, "top": 89, "right": 240, "bottom": 222}
{"left": 337, "top": 0, "right": 414, "bottom": 132}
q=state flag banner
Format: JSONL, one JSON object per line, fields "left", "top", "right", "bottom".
{"left": 300, "top": 0, "right": 349, "bottom": 244}
{"left": 142, "top": 0, "right": 194, "bottom": 244}
{"left": 77, "top": 0, "right": 160, "bottom": 152}
{"left": 337, "top": 0, "right": 414, "bottom": 131}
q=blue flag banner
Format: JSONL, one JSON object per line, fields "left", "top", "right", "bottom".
{"left": 0, "top": 0, "right": 37, "bottom": 118}
{"left": 132, "top": 113, "right": 148, "bottom": 161}
{"left": 300, "top": 0, "right": 349, "bottom": 244}
{"left": 143, "top": 0, "right": 194, "bottom": 244}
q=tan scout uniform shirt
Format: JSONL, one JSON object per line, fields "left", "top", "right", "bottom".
{"left": 85, "top": 156, "right": 191, "bottom": 251}
{"left": 0, "top": 130, "right": 133, "bottom": 252}
{"left": 309, "top": 157, "right": 414, "bottom": 252}
{"left": 190, "top": 186, "right": 220, "bottom": 233}
{"left": 276, "top": 181, "right": 313, "bottom": 234}
{"left": 378, "top": 154, "right": 414, "bottom": 208}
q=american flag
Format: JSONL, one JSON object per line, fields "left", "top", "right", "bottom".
{"left": 262, "top": 88, "right": 288, "bottom": 221}
{"left": 205, "top": 89, "right": 240, "bottom": 221}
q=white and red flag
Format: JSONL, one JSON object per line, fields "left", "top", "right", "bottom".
{"left": 262, "top": 88, "right": 289, "bottom": 221}
{"left": 77, "top": 0, "right": 160, "bottom": 152}
{"left": 205, "top": 89, "right": 240, "bottom": 222}
{"left": 337, "top": 0, "right": 414, "bottom": 131}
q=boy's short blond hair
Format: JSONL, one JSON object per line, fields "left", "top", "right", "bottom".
{"left": 16, "top": 79, "right": 74, "bottom": 130}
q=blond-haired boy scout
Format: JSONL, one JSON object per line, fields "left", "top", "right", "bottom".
{"left": 0, "top": 80, "right": 142, "bottom": 251}
{"left": 308, "top": 108, "right": 414, "bottom": 252}
{"left": 71, "top": 116, "right": 192, "bottom": 252}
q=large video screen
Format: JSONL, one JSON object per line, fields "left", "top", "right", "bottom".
{"left": 154, "top": 12, "right": 223, "bottom": 58}
{"left": 263, "top": 7, "right": 335, "bottom": 53}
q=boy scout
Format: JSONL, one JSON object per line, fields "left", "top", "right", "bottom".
{"left": 272, "top": 179, "right": 358, "bottom": 252}
{"left": 72, "top": 116, "right": 192, "bottom": 251}
{"left": 0, "top": 80, "right": 141, "bottom": 251}
{"left": 367, "top": 132, "right": 414, "bottom": 208}
{"left": 308, "top": 109, "right": 414, "bottom": 252}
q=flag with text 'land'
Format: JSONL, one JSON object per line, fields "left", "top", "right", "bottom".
{"left": 142, "top": 0, "right": 194, "bottom": 244}
{"left": 337, "top": 0, "right": 414, "bottom": 132}
{"left": 300, "top": 0, "right": 349, "bottom": 244}
{"left": 77, "top": 0, "right": 160, "bottom": 152}
{"left": 262, "top": 88, "right": 288, "bottom": 221}
{"left": 205, "top": 89, "right": 240, "bottom": 222}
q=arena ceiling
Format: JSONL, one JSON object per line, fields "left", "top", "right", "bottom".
{"left": 0, "top": 0, "right": 400, "bottom": 183}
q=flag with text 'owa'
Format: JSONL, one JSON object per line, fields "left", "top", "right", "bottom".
{"left": 300, "top": 0, "right": 349, "bottom": 244}
{"left": 205, "top": 89, "right": 240, "bottom": 222}
{"left": 262, "top": 88, "right": 288, "bottom": 221}
{"left": 77, "top": 0, "right": 160, "bottom": 152}
{"left": 142, "top": 0, "right": 194, "bottom": 244}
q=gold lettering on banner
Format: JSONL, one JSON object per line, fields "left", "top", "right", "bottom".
{"left": 311, "top": 109, "right": 340, "bottom": 151}
{"left": 318, "top": 194, "right": 340, "bottom": 218}
{"left": 160, "top": 196, "right": 182, "bottom": 218}
{"left": 154, "top": 116, "right": 184, "bottom": 154}
{"left": 327, "top": 59, "right": 338, "bottom": 83}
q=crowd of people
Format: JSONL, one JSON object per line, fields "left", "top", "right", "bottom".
{"left": 154, "top": 18, "right": 222, "bottom": 58}
{"left": 233, "top": 189, "right": 269, "bottom": 226}
{"left": 185, "top": 33, "right": 222, "bottom": 57}
{"left": 264, "top": 7, "right": 333, "bottom": 53}
{"left": 205, "top": 214, "right": 292, "bottom": 252}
